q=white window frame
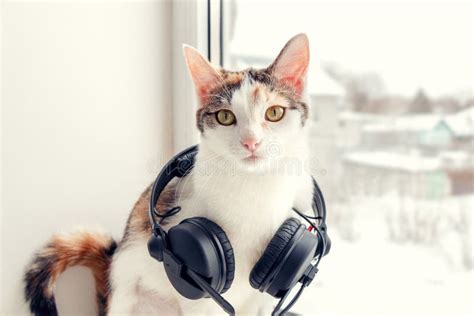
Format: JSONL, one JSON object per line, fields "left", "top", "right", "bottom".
{"left": 171, "top": 0, "right": 223, "bottom": 152}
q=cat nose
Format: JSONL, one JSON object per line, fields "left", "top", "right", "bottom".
{"left": 241, "top": 138, "right": 260, "bottom": 152}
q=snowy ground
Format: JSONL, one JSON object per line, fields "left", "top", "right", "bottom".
{"left": 291, "top": 195, "right": 473, "bottom": 316}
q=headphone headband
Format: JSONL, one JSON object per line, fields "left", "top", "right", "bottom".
{"left": 148, "top": 145, "right": 328, "bottom": 252}
{"left": 149, "top": 145, "right": 199, "bottom": 235}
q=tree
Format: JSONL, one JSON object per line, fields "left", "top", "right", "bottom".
{"left": 410, "top": 89, "right": 432, "bottom": 113}
{"left": 324, "top": 63, "right": 385, "bottom": 112}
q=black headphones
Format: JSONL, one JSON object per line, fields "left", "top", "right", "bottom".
{"left": 147, "top": 145, "right": 331, "bottom": 316}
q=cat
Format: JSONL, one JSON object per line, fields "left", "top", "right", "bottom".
{"left": 24, "top": 33, "right": 316, "bottom": 316}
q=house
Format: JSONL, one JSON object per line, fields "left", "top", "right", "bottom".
{"left": 342, "top": 149, "right": 474, "bottom": 197}
{"left": 337, "top": 111, "right": 384, "bottom": 149}
{"left": 319, "top": 104, "right": 474, "bottom": 199}
{"left": 444, "top": 106, "right": 474, "bottom": 148}
{"left": 342, "top": 151, "right": 450, "bottom": 199}
{"left": 361, "top": 114, "right": 454, "bottom": 149}
{"left": 357, "top": 106, "right": 473, "bottom": 150}
{"left": 440, "top": 151, "right": 474, "bottom": 195}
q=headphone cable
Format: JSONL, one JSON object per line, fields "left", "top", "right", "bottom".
{"left": 271, "top": 283, "right": 306, "bottom": 316}
{"left": 292, "top": 207, "right": 321, "bottom": 230}
{"left": 153, "top": 206, "right": 182, "bottom": 224}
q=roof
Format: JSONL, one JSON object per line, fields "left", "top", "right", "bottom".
{"left": 439, "top": 151, "right": 474, "bottom": 170}
{"left": 344, "top": 151, "right": 441, "bottom": 172}
{"left": 359, "top": 107, "right": 473, "bottom": 137}
{"left": 444, "top": 106, "right": 474, "bottom": 137}
{"left": 338, "top": 111, "right": 384, "bottom": 122}
{"left": 363, "top": 114, "right": 442, "bottom": 133}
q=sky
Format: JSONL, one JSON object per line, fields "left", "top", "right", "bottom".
{"left": 228, "top": 0, "right": 473, "bottom": 98}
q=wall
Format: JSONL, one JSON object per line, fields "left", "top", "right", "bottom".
{"left": 1, "top": 1, "right": 173, "bottom": 314}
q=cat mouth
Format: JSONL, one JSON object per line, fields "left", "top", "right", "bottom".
{"left": 243, "top": 154, "right": 263, "bottom": 163}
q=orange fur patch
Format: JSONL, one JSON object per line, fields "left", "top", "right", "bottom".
{"left": 24, "top": 229, "right": 116, "bottom": 315}
{"left": 46, "top": 231, "right": 113, "bottom": 299}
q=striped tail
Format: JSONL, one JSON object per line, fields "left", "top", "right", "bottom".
{"left": 24, "top": 229, "right": 117, "bottom": 316}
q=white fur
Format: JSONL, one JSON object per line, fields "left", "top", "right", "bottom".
{"left": 108, "top": 48, "right": 314, "bottom": 315}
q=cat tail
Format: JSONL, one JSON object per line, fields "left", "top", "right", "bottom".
{"left": 23, "top": 229, "right": 117, "bottom": 316}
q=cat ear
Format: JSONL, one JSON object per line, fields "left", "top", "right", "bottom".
{"left": 183, "top": 45, "right": 221, "bottom": 105}
{"left": 269, "top": 33, "right": 310, "bottom": 96}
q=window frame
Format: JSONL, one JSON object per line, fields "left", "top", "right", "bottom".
{"left": 170, "top": 0, "right": 207, "bottom": 151}
{"left": 171, "top": 0, "right": 224, "bottom": 152}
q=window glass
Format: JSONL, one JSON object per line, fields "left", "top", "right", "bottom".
{"left": 224, "top": 1, "right": 473, "bottom": 315}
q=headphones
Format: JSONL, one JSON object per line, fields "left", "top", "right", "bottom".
{"left": 147, "top": 145, "right": 331, "bottom": 316}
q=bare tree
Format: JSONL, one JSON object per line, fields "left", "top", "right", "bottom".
{"left": 324, "top": 63, "right": 386, "bottom": 112}
{"left": 410, "top": 89, "right": 432, "bottom": 113}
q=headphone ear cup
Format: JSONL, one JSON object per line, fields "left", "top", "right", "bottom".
{"left": 147, "top": 233, "right": 166, "bottom": 262}
{"left": 165, "top": 217, "right": 234, "bottom": 299}
{"left": 324, "top": 234, "right": 331, "bottom": 255}
{"left": 188, "top": 217, "right": 235, "bottom": 293}
{"left": 249, "top": 218, "right": 301, "bottom": 290}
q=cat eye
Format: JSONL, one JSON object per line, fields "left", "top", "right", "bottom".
{"left": 216, "top": 109, "right": 236, "bottom": 126}
{"left": 265, "top": 105, "right": 285, "bottom": 122}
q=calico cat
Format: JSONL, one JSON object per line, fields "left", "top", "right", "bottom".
{"left": 24, "top": 33, "right": 316, "bottom": 315}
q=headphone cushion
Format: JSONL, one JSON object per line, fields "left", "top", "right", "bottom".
{"left": 249, "top": 218, "right": 301, "bottom": 289}
{"left": 192, "top": 217, "right": 235, "bottom": 293}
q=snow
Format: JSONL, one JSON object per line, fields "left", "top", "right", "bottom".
{"left": 338, "top": 111, "right": 383, "bottom": 122}
{"left": 445, "top": 107, "right": 474, "bottom": 138}
{"left": 344, "top": 151, "right": 441, "bottom": 172}
{"left": 292, "top": 195, "right": 474, "bottom": 316}
{"left": 439, "top": 151, "right": 474, "bottom": 170}
{"left": 357, "top": 107, "right": 473, "bottom": 138}
{"left": 363, "top": 115, "right": 442, "bottom": 133}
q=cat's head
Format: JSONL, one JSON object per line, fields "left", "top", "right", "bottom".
{"left": 184, "top": 34, "right": 310, "bottom": 172}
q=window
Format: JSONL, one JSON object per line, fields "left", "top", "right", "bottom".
{"left": 221, "top": 1, "right": 473, "bottom": 315}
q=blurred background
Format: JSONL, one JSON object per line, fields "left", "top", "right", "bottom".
{"left": 222, "top": 1, "right": 473, "bottom": 315}
{"left": 1, "top": 0, "right": 473, "bottom": 315}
